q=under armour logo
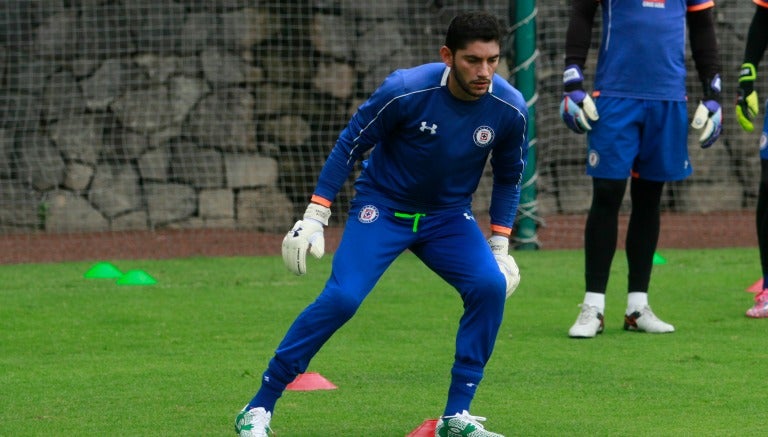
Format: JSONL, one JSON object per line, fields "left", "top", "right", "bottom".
{"left": 463, "top": 212, "right": 475, "bottom": 221}
{"left": 420, "top": 121, "right": 437, "bottom": 135}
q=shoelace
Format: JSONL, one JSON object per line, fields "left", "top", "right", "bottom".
{"left": 625, "top": 305, "right": 651, "bottom": 319}
{"left": 452, "top": 410, "right": 489, "bottom": 429}
{"left": 242, "top": 408, "right": 271, "bottom": 435}
{"left": 638, "top": 306, "right": 659, "bottom": 320}
{"left": 577, "top": 304, "right": 599, "bottom": 323}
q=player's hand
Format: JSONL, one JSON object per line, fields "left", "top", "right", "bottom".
{"left": 691, "top": 74, "right": 722, "bottom": 149}
{"left": 736, "top": 63, "right": 759, "bottom": 132}
{"left": 488, "top": 235, "right": 520, "bottom": 298}
{"left": 281, "top": 203, "right": 331, "bottom": 275}
{"left": 559, "top": 64, "right": 599, "bottom": 134}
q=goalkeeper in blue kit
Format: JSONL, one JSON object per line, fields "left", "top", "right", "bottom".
{"left": 560, "top": 0, "right": 721, "bottom": 338}
{"left": 234, "top": 11, "right": 528, "bottom": 437}
{"left": 736, "top": 0, "right": 768, "bottom": 318}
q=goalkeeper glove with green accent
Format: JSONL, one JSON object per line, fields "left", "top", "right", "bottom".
{"left": 736, "top": 63, "right": 759, "bottom": 132}
{"left": 281, "top": 203, "right": 331, "bottom": 275}
{"left": 488, "top": 235, "right": 520, "bottom": 298}
{"left": 559, "top": 64, "right": 599, "bottom": 134}
{"left": 691, "top": 74, "right": 722, "bottom": 149}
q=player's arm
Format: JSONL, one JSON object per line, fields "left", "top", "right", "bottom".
{"left": 736, "top": 5, "right": 768, "bottom": 132}
{"left": 313, "top": 75, "right": 403, "bottom": 202}
{"left": 560, "top": 0, "right": 600, "bottom": 134}
{"left": 688, "top": 5, "right": 723, "bottom": 148}
{"left": 282, "top": 72, "right": 402, "bottom": 275}
{"left": 564, "top": 0, "right": 598, "bottom": 70}
{"left": 487, "top": 111, "right": 528, "bottom": 298}
{"left": 281, "top": 108, "right": 373, "bottom": 276}
{"left": 488, "top": 113, "right": 528, "bottom": 235}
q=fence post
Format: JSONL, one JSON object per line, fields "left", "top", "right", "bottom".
{"left": 510, "top": 0, "right": 541, "bottom": 250}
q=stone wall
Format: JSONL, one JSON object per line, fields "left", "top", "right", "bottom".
{"left": 0, "top": 0, "right": 759, "bottom": 235}
{"left": 0, "top": 0, "right": 515, "bottom": 234}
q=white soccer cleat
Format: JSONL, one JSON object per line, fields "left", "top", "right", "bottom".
{"left": 435, "top": 410, "right": 504, "bottom": 437}
{"left": 234, "top": 406, "right": 272, "bottom": 437}
{"left": 623, "top": 305, "right": 675, "bottom": 333}
{"left": 568, "top": 304, "right": 604, "bottom": 338}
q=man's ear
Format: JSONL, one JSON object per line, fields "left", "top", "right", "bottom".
{"left": 439, "top": 46, "right": 453, "bottom": 67}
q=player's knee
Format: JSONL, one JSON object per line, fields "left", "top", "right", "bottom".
{"left": 316, "top": 287, "right": 364, "bottom": 320}
{"left": 469, "top": 271, "right": 507, "bottom": 303}
{"left": 591, "top": 178, "right": 626, "bottom": 211}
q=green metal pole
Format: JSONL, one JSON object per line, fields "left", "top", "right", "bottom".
{"left": 510, "top": 0, "right": 540, "bottom": 250}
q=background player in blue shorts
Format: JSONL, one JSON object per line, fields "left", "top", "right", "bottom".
{"left": 234, "top": 11, "right": 529, "bottom": 437}
{"left": 559, "top": 0, "right": 722, "bottom": 338}
{"left": 735, "top": 0, "right": 768, "bottom": 318}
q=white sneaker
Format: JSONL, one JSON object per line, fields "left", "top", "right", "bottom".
{"left": 435, "top": 410, "right": 504, "bottom": 437}
{"left": 624, "top": 305, "right": 675, "bottom": 333}
{"left": 234, "top": 406, "right": 272, "bottom": 437}
{"left": 568, "top": 304, "right": 604, "bottom": 338}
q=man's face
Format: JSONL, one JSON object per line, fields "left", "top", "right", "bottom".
{"left": 440, "top": 40, "right": 500, "bottom": 100}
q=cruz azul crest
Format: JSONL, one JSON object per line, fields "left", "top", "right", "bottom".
{"left": 358, "top": 205, "right": 379, "bottom": 223}
{"left": 473, "top": 126, "right": 494, "bottom": 147}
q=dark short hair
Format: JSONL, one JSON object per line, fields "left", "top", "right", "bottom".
{"left": 444, "top": 11, "right": 504, "bottom": 53}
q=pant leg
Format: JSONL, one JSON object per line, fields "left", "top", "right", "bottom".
{"left": 626, "top": 177, "right": 663, "bottom": 292}
{"left": 585, "top": 177, "right": 627, "bottom": 292}
{"left": 758, "top": 105, "right": 768, "bottom": 283}
{"left": 267, "top": 202, "right": 415, "bottom": 385}
{"left": 410, "top": 208, "right": 506, "bottom": 414}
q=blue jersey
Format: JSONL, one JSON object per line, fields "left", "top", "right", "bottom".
{"left": 594, "top": 0, "right": 714, "bottom": 101}
{"left": 313, "top": 63, "right": 529, "bottom": 231}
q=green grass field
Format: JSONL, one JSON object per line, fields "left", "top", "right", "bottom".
{"left": 1, "top": 248, "right": 765, "bottom": 436}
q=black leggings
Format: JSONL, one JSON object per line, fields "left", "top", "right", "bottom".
{"left": 757, "top": 160, "right": 768, "bottom": 279}
{"left": 585, "top": 177, "right": 664, "bottom": 293}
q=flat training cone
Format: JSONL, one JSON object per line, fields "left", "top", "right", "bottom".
{"left": 84, "top": 262, "right": 123, "bottom": 279}
{"left": 407, "top": 419, "right": 438, "bottom": 437}
{"left": 116, "top": 270, "right": 157, "bottom": 285}
{"left": 285, "top": 372, "right": 337, "bottom": 391}
{"left": 747, "top": 278, "right": 763, "bottom": 293}
{"left": 652, "top": 253, "right": 667, "bottom": 265}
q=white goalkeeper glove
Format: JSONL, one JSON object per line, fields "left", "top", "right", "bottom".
{"left": 691, "top": 74, "right": 723, "bottom": 149}
{"left": 281, "top": 203, "right": 331, "bottom": 275}
{"left": 488, "top": 235, "right": 520, "bottom": 299}
{"left": 559, "top": 64, "right": 599, "bottom": 134}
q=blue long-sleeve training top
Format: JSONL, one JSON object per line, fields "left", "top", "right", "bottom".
{"left": 313, "top": 62, "right": 529, "bottom": 233}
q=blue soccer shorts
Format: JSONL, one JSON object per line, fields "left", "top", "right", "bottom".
{"left": 586, "top": 96, "right": 692, "bottom": 181}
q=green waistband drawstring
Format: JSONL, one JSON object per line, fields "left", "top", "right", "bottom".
{"left": 394, "top": 212, "right": 426, "bottom": 232}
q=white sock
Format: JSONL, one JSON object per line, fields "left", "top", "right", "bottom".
{"left": 627, "top": 292, "right": 648, "bottom": 311}
{"left": 583, "top": 292, "right": 605, "bottom": 312}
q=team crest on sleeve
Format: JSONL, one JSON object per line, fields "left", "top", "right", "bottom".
{"left": 358, "top": 205, "right": 379, "bottom": 223}
{"left": 473, "top": 126, "right": 495, "bottom": 147}
{"left": 761, "top": 133, "right": 767, "bottom": 151}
